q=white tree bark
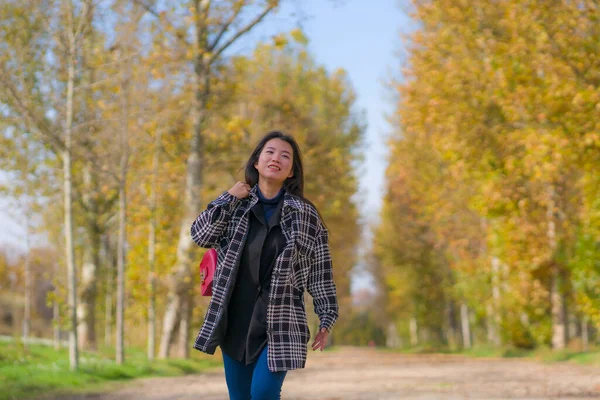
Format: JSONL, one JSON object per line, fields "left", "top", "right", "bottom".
{"left": 488, "top": 256, "right": 502, "bottom": 347}
{"left": 548, "top": 185, "right": 565, "bottom": 350}
{"left": 78, "top": 163, "right": 99, "bottom": 350}
{"left": 64, "top": 0, "right": 79, "bottom": 370}
{"left": 159, "top": 293, "right": 181, "bottom": 359}
{"left": 105, "top": 236, "right": 113, "bottom": 348}
{"left": 567, "top": 312, "right": 577, "bottom": 344}
{"left": 53, "top": 261, "right": 61, "bottom": 350}
{"left": 486, "top": 303, "right": 498, "bottom": 347}
{"left": 116, "top": 181, "right": 127, "bottom": 364}
{"left": 62, "top": 0, "right": 92, "bottom": 372}
{"left": 76, "top": 1, "right": 101, "bottom": 352}
{"left": 78, "top": 246, "right": 97, "bottom": 350}
{"left": 581, "top": 318, "right": 589, "bottom": 352}
{"left": 386, "top": 323, "right": 401, "bottom": 349}
{"left": 178, "top": 295, "right": 192, "bottom": 359}
{"left": 147, "top": 128, "right": 160, "bottom": 361}
{"left": 444, "top": 301, "right": 457, "bottom": 349}
{"left": 409, "top": 317, "right": 419, "bottom": 347}
{"left": 460, "top": 303, "right": 471, "bottom": 349}
{"left": 116, "top": 48, "right": 130, "bottom": 365}
{"left": 22, "top": 212, "right": 31, "bottom": 341}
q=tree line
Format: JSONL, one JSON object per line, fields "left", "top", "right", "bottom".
{"left": 374, "top": 0, "right": 600, "bottom": 351}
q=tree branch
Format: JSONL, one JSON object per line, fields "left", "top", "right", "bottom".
{"left": 0, "top": 66, "right": 64, "bottom": 153}
{"left": 209, "top": 3, "right": 277, "bottom": 65}
{"left": 132, "top": 0, "right": 190, "bottom": 47}
{"left": 208, "top": 3, "right": 244, "bottom": 52}
{"left": 74, "top": 0, "right": 93, "bottom": 44}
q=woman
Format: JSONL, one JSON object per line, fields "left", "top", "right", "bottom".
{"left": 191, "top": 131, "right": 339, "bottom": 400}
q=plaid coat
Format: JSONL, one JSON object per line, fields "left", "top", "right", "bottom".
{"left": 191, "top": 186, "right": 339, "bottom": 372}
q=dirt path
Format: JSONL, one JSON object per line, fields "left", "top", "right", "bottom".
{"left": 52, "top": 347, "right": 600, "bottom": 399}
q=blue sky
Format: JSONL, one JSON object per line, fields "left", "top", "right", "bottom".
{"left": 0, "top": 0, "right": 413, "bottom": 290}
{"left": 298, "top": 0, "right": 408, "bottom": 219}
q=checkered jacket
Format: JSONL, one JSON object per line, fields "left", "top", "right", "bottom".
{"left": 191, "top": 186, "right": 338, "bottom": 372}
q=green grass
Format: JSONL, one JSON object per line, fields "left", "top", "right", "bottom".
{"left": 0, "top": 340, "right": 222, "bottom": 400}
{"left": 450, "top": 345, "right": 600, "bottom": 366}
{"left": 378, "top": 343, "right": 600, "bottom": 366}
{"left": 533, "top": 346, "right": 600, "bottom": 365}
{"left": 462, "top": 345, "right": 532, "bottom": 359}
{"left": 460, "top": 344, "right": 600, "bottom": 365}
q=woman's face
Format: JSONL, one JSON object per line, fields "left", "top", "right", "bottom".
{"left": 254, "top": 138, "right": 294, "bottom": 184}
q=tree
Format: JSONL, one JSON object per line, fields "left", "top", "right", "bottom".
{"left": 61, "top": 0, "right": 94, "bottom": 369}
{"left": 0, "top": 0, "right": 93, "bottom": 370}
{"left": 377, "top": 0, "right": 600, "bottom": 350}
{"left": 136, "top": 0, "right": 282, "bottom": 359}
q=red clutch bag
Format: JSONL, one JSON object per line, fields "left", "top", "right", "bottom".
{"left": 199, "top": 248, "right": 217, "bottom": 296}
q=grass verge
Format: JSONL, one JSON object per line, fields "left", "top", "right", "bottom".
{"left": 381, "top": 343, "right": 600, "bottom": 366}
{"left": 0, "top": 339, "right": 222, "bottom": 400}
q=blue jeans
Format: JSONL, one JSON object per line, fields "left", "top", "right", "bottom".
{"left": 222, "top": 345, "right": 287, "bottom": 400}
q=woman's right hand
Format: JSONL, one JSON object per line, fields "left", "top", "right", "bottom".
{"left": 228, "top": 181, "right": 251, "bottom": 199}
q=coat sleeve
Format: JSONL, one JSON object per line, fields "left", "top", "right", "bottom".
{"left": 190, "top": 191, "right": 240, "bottom": 248}
{"left": 307, "top": 225, "right": 339, "bottom": 333}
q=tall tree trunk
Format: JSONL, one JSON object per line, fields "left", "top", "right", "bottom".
{"left": 147, "top": 129, "right": 160, "bottom": 361}
{"left": 581, "top": 317, "right": 589, "bottom": 352}
{"left": 486, "top": 303, "right": 498, "bottom": 347}
{"left": 64, "top": 4, "right": 79, "bottom": 369}
{"left": 421, "top": 327, "right": 431, "bottom": 344}
{"left": 159, "top": 294, "right": 181, "bottom": 359}
{"left": 480, "top": 218, "right": 499, "bottom": 347}
{"left": 159, "top": 0, "right": 210, "bottom": 359}
{"left": 386, "top": 323, "right": 401, "bottom": 348}
{"left": 548, "top": 185, "right": 566, "bottom": 350}
{"left": 104, "top": 235, "right": 113, "bottom": 348}
{"left": 78, "top": 226, "right": 99, "bottom": 350}
{"left": 23, "top": 213, "right": 31, "bottom": 341}
{"left": 520, "top": 312, "right": 530, "bottom": 329}
{"left": 488, "top": 256, "right": 502, "bottom": 347}
{"left": 53, "top": 261, "right": 61, "bottom": 350}
{"left": 444, "top": 300, "right": 457, "bottom": 349}
{"left": 409, "top": 317, "right": 419, "bottom": 347}
{"left": 550, "top": 267, "right": 566, "bottom": 351}
{"left": 574, "top": 314, "right": 582, "bottom": 339}
{"left": 78, "top": 164, "right": 99, "bottom": 350}
{"left": 178, "top": 294, "right": 192, "bottom": 359}
{"left": 567, "top": 311, "right": 577, "bottom": 344}
{"left": 157, "top": 0, "right": 277, "bottom": 359}
{"left": 116, "top": 181, "right": 126, "bottom": 364}
{"left": 116, "top": 51, "right": 130, "bottom": 365}
{"left": 460, "top": 303, "right": 471, "bottom": 349}
{"left": 78, "top": 6, "right": 100, "bottom": 350}
{"left": 78, "top": 243, "right": 99, "bottom": 349}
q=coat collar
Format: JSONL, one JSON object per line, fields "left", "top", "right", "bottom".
{"left": 248, "top": 184, "right": 304, "bottom": 211}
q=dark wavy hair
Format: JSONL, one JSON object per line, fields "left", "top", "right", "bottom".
{"left": 244, "top": 130, "right": 325, "bottom": 225}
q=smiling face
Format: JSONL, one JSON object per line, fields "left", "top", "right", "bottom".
{"left": 253, "top": 138, "right": 294, "bottom": 184}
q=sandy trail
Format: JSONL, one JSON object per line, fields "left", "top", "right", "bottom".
{"left": 48, "top": 347, "right": 600, "bottom": 399}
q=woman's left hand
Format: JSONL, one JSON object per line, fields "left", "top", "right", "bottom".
{"left": 311, "top": 328, "right": 329, "bottom": 351}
